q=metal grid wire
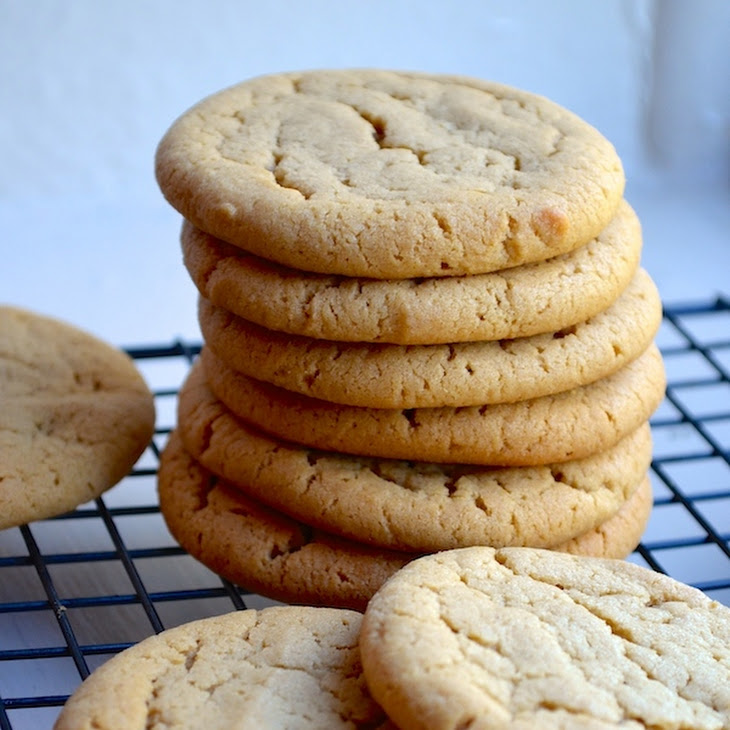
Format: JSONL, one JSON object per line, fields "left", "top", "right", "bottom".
{"left": 1, "top": 299, "right": 729, "bottom": 729}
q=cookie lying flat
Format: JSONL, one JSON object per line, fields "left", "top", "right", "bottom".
{"left": 200, "top": 268, "right": 660, "bottom": 409}
{"left": 178, "top": 364, "right": 652, "bottom": 551}
{"left": 360, "top": 547, "right": 730, "bottom": 730}
{"left": 0, "top": 307, "right": 155, "bottom": 529}
{"left": 159, "top": 434, "right": 651, "bottom": 611}
{"left": 158, "top": 430, "right": 410, "bottom": 611}
{"left": 54, "top": 605, "right": 390, "bottom": 730}
{"left": 193, "top": 344, "right": 664, "bottom": 466}
{"left": 182, "top": 199, "right": 641, "bottom": 345}
{"left": 156, "top": 69, "right": 624, "bottom": 279}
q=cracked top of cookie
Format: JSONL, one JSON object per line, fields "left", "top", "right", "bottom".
{"left": 55, "top": 606, "right": 390, "bottom": 729}
{"left": 155, "top": 69, "right": 624, "bottom": 278}
{"left": 360, "top": 546, "right": 730, "bottom": 730}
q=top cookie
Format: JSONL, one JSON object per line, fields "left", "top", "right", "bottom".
{"left": 360, "top": 547, "right": 730, "bottom": 730}
{"left": 0, "top": 307, "right": 155, "bottom": 529}
{"left": 156, "top": 69, "right": 624, "bottom": 278}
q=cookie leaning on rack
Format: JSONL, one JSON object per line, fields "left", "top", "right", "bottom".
{"left": 0, "top": 306, "right": 155, "bottom": 530}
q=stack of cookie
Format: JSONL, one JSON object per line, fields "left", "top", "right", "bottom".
{"left": 154, "top": 70, "right": 665, "bottom": 610}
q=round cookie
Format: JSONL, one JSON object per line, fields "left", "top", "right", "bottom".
{"left": 156, "top": 69, "right": 624, "bottom": 279}
{"left": 0, "top": 306, "right": 155, "bottom": 529}
{"left": 199, "top": 268, "right": 661, "bottom": 409}
{"left": 359, "top": 546, "right": 730, "bottom": 730}
{"left": 177, "top": 363, "right": 653, "bottom": 551}
{"left": 158, "top": 434, "right": 651, "bottom": 611}
{"left": 182, "top": 199, "right": 641, "bottom": 345}
{"left": 54, "top": 604, "right": 389, "bottom": 730}
{"left": 158, "top": 430, "right": 411, "bottom": 611}
{"left": 193, "top": 345, "right": 665, "bottom": 466}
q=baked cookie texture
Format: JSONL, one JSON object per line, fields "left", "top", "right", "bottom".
{"left": 194, "top": 345, "right": 664, "bottom": 466}
{"left": 156, "top": 69, "right": 624, "bottom": 278}
{"left": 0, "top": 306, "right": 155, "bottom": 529}
{"left": 55, "top": 548, "right": 726, "bottom": 730}
{"left": 359, "top": 547, "right": 730, "bottom": 730}
{"left": 158, "top": 431, "right": 651, "bottom": 611}
{"left": 557, "top": 474, "right": 653, "bottom": 560}
{"left": 198, "top": 267, "right": 661, "bottom": 409}
{"left": 176, "top": 361, "right": 652, "bottom": 553}
{"left": 54, "top": 605, "right": 390, "bottom": 730}
{"left": 158, "top": 430, "right": 410, "bottom": 610}
{"left": 153, "top": 68, "right": 667, "bottom": 611}
{"left": 181, "top": 199, "right": 642, "bottom": 344}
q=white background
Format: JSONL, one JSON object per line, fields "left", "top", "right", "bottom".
{"left": 1, "top": 0, "right": 728, "bottom": 347}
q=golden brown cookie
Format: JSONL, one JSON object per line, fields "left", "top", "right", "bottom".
{"left": 158, "top": 430, "right": 410, "bottom": 610}
{"left": 194, "top": 344, "right": 664, "bottom": 466}
{"left": 0, "top": 306, "right": 155, "bottom": 529}
{"left": 199, "top": 268, "right": 660, "bottom": 409}
{"left": 158, "top": 433, "right": 651, "bottom": 612}
{"left": 177, "top": 363, "right": 653, "bottom": 552}
{"left": 182, "top": 200, "right": 641, "bottom": 344}
{"left": 557, "top": 474, "right": 652, "bottom": 559}
{"left": 156, "top": 69, "right": 624, "bottom": 278}
{"left": 54, "top": 604, "right": 389, "bottom": 730}
{"left": 359, "top": 546, "right": 730, "bottom": 730}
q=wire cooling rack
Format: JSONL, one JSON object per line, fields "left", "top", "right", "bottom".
{"left": 1, "top": 299, "right": 729, "bottom": 730}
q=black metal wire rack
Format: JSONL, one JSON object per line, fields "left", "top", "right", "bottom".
{"left": 1, "top": 299, "right": 728, "bottom": 730}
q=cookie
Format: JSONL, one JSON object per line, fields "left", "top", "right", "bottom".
{"left": 158, "top": 430, "right": 410, "bottom": 610}
{"left": 557, "top": 473, "right": 652, "bottom": 559}
{"left": 177, "top": 363, "right": 653, "bottom": 551}
{"left": 359, "top": 546, "right": 730, "bottom": 730}
{"left": 158, "top": 434, "right": 650, "bottom": 612}
{"left": 156, "top": 69, "right": 624, "bottom": 279}
{"left": 182, "top": 199, "right": 641, "bottom": 345}
{"left": 54, "top": 604, "right": 389, "bottom": 730}
{"left": 199, "top": 268, "right": 660, "bottom": 409}
{"left": 0, "top": 306, "right": 155, "bottom": 529}
{"left": 193, "top": 344, "right": 664, "bottom": 466}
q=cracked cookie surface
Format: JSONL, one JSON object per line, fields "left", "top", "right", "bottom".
{"left": 187, "top": 345, "right": 665, "bottom": 467}
{"left": 359, "top": 546, "right": 730, "bottom": 730}
{"left": 0, "top": 307, "right": 155, "bottom": 529}
{"left": 199, "top": 268, "right": 661, "bottom": 409}
{"left": 156, "top": 69, "right": 624, "bottom": 278}
{"left": 182, "top": 199, "right": 641, "bottom": 344}
{"left": 55, "top": 603, "right": 390, "bottom": 729}
{"left": 158, "top": 432, "right": 651, "bottom": 611}
{"left": 177, "top": 362, "right": 652, "bottom": 552}
{"left": 557, "top": 474, "right": 652, "bottom": 560}
{"left": 158, "top": 430, "right": 410, "bottom": 610}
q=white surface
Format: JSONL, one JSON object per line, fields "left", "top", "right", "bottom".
{"left": 1, "top": 0, "right": 728, "bottom": 347}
